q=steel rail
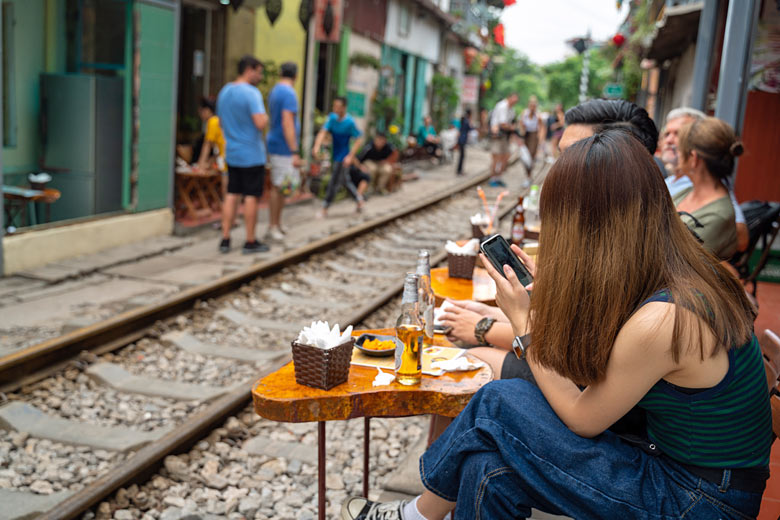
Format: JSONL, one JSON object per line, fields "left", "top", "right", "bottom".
{"left": 0, "top": 167, "right": 499, "bottom": 389}
{"left": 36, "top": 199, "right": 520, "bottom": 520}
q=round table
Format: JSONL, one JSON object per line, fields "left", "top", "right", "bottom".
{"left": 430, "top": 266, "right": 497, "bottom": 306}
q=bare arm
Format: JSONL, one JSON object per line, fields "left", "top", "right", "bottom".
{"left": 252, "top": 112, "right": 269, "bottom": 131}
{"left": 313, "top": 128, "right": 329, "bottom": 158}
{"left": 344, "top": 136, "right": 364, "bottom": 166}
{"left": 282, "top": 110, "right": 298, "bottom": 152}
{"left": 196, "top": 139, "right": 213, "bottom": 171}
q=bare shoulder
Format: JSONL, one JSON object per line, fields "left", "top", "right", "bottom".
{"left": 614, "top": 302, "right": 676, "bottom": 357}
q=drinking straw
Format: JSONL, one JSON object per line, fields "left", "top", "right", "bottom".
{"left": 491, "top": 190, "right": 509, "bottom": 225}
{"left": 476, "top": 186, "right": 491, "bottom": 220}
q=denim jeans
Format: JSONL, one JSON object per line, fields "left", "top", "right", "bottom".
{"left": 420, "top": 379, "right": 763, "bottom": 520}
{"left": 323, "top": 161, "right": 360, "bottom": 208}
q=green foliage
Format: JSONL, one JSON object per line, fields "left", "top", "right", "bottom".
{"left": 349, "top": 52, "right": 381, "bottom": 70}
{"left": 481, "top": 48, "right": 546, "bottom": 111}
{"left": 431, "top": 74, "right": 460, "bottom": 132}
{"left": 368, "top": 94, "right": 405, "bottom": 149}
{"left": 257, "top": 60, "right": 280, "bottom": 106}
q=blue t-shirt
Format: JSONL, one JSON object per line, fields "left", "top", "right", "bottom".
{"left": 216, "top": 82, "right": 267, "bottom": 167}
{"left": 324, "top": 113, "right": 361, "bottom": 162}
{"left": 267, "top": 83, "right": 299, "bottom": 156}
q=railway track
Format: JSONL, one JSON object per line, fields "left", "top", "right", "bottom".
{"left": 0, "top": 160, "right": 539, "bottom": 520}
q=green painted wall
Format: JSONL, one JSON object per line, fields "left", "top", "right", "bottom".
{"left": 254, "top": 1, "right": 305, "bottom": 100}
{"left": 2, "top": 0, "right": 46, "bottom": 176}
{"left": 336, "top": 25, "right": 350, "bottom": 96}
{"left": 135, "top": 2, "right": 175, "bottom": 212}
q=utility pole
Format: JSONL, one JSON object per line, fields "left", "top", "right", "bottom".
{"left": 690, "top": 0, "right": 720, "bottom": 111}
{"left": 579, "top": 46, "right": 590, "bottom": 103}
{"left": 301, "top": 15, "right": 317, "bottom": 161}
{"left": 0, "top": 5, "right": 5, "bottom": 277}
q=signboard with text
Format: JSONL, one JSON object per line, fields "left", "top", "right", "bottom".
{"left": 315, "top": 0, "right": 343, "bottom": 43}
{"left": 462, "top": 75, "right": 479, "bottom": 104}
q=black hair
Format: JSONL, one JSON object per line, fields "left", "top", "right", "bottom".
{"left": 564, "top": 99, "right": 659, "bottom": 156}
{"left": 238, "top": 55, "right": 263, "bottom": 75}
{"left": 374, "top": 131, "right": 387, "bottom": 139}
{"left": 333, "top": 96, "right": 347, "bottom": 106}
{"left": 465, "top": 109, "right": 472, "bottom": 117}
{"left": 200, "top": 97, "right": 216, "bottom": 113}
{"left": 280, "top": 62, "right": 298, "bottom": 79}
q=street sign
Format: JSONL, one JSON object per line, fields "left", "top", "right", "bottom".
{"left": 462, "top": 75, "right": 479, "bottom": 104}
{"left": 603, "top": 83, "right": 624, "bottom": 98}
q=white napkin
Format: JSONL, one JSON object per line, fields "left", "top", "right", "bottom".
{"left": 372, "top": 367, "right": 395, "bottom": 387}
{"left": 445, "top": 238, "right": 480, "bottom": 256}
{"left": 433, "top": 301, "right": 456, "bottom": 326}
{"left": 296, "top": 320, "right": 353, "bottom": 349}
{"left": 470, "top": 213, "right": 490, "bottom": 226}
{"left": 430, "top": 357, "right": 486, "bottom": 373}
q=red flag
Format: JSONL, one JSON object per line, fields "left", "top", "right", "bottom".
{"left": 503, "top": 0, "right": 517, "bottom": 6}
{"left": 493, "top": 23, "right": 505, "bottom": 47}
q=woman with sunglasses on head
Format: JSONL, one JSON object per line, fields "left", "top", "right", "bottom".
{"left": 674, "top": 117, "right": 743, "bottom": 259}
{"left": 340, "top": 129, "right": 770, "bottom": 520}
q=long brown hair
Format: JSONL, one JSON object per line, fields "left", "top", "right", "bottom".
{"left": 530, "top": 129, "right": 755, "bottom": 386}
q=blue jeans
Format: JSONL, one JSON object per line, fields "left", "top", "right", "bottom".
{"left": 420, "top": 380, "right": 763, "bottom": 520}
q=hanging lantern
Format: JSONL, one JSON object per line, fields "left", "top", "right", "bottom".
{"left": 298, "top": 0, "right": 314, "bottom": 29}
{"left": 612, "top": 33, "right": 626, "bottom": 47}
{"left": 463, "top": 47, "right": 478, "bottom": 67}
{"left": 323, "top": 0, "right": 335, "bottom": 37}
{"left": 503, "top": 0, "right": 517, "bottom": 5}
{"left": 479, "top": 53, "right": 490, "bottom": 69}
{"left": 266, "top": 0, "right": 282, "bottom": 26}
{"left": 493, "top": 24, "right": 505, "bottom": 47}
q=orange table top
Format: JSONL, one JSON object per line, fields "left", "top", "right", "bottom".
{"left": 252, "top": 328, "right": 493, "bottom": 423}
{"left": 430, "top": 266, "right": 497, "bottom": 305}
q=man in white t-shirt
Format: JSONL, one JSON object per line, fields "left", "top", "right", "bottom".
{"left": 488, "top": 93, "right": 518, "bottom": 187}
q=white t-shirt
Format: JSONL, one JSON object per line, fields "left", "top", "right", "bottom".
{"left": 490, "top": 99, "right": 513, "bottom": 132}
{"left": 522, "top": 109, "right": 540, "bottom": 132}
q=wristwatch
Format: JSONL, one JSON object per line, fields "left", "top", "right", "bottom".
{"left": 474, "top": 317, "right": 496, "bottom": 346}
{"left": 512, "top": 333, "right": 531, "bottom": 359}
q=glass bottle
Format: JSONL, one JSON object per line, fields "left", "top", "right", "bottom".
{"left": 416, "top": 250, "right": 435, "bottom": 347}
{"left": 395, "top": 273, "right": 423, "bottom": 386}
{"left": 510, "top": 195, "right": 525, "bottom": 246}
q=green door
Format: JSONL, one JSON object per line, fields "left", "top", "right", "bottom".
{"left": 135, "top": 1, "right": 177, "bottom": 212}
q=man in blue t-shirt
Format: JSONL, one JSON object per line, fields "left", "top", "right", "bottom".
{"left": 266, "top": 62, "right": 301, "bottom": 242}
{"left": 312, "top": 96, "right": 364, "bottom": 218}
{"left": 216, "top": 55, "right": 269, "bottom": 255}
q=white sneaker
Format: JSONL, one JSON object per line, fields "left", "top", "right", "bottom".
{"left": 267, "top": 227, "right": 285, "bottom": 241}
{"left": 341, "top": 497, "right": 407, "bottom": 520}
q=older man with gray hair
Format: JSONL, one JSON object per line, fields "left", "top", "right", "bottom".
{"left": 660, "top": 107, "right": 748, "bottom": 252}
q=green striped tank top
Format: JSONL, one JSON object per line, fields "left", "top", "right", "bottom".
{"left": 636, "top": 292, "right": 772, "bottom": 469}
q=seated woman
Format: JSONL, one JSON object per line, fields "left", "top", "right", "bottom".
{"left": 340, "top": 129, "right": 771, "bottom": 520}
{"left": 674, "top": 116, "right": 743, "bottom": 260}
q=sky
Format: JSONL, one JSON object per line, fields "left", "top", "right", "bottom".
{"left": 501, "top": 0, "right": 631, "bottom": 65}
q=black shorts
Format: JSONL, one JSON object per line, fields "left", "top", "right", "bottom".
{"left": 227, "top": 164, "right": 265, "bottom": 197}
{"left": 500, "top": 351, "right": 537, "bottom": 384}
{"left": 349, "top": 167, "right": 370, "bottom": 187}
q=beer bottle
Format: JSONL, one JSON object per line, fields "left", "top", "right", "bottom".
{"left": 395, "top": 273, "right": 423, "bottom": 386}
{"left": 416, "top": 250, "right": 435, "bottom": 348}
{"left": 510, "top": 195, "right": 525, "bottom": 246}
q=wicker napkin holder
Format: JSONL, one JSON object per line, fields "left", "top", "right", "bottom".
{"left": 448, "top": 253, "right": 477, "bottom": 279}
{"left": 471, "top": 224, "right": 485, "bottom": 239}
{"left": 291, "top": 337, "right": 356, "bottom": 390}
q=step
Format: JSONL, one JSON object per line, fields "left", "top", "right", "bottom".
{"left": 0, "top": 402, "right": 168, "bottom": 452}
{"left": 85, "top": 362, "right": 230, "bottom": 402}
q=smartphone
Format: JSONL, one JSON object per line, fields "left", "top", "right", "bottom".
{"left": 479, "top": 234, "right": 534, "bottom": 287}
{"left": 434, "top": 324, "right": 453, "bottom": 335}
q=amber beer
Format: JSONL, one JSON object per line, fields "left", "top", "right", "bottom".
{"left": 395, "top": 273, "right": 423, "bottom": 385}
{"left": 510, "top": 195, "right": 525, "bottom": 246}
{"left": 416, "top": 250, "right": 435, "bottom": 347}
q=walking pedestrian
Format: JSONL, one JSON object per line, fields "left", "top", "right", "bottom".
{"left": 520, "top": 95, "right": 544, "bottom": 176}
{"left": 489, "top": 93, "right": 518, "bottom": 187}
{"left": 456, "top": 109, "right": 472, "bottom": 175}
{"left": 547, "top": 103, "right": 565, "bottom": 159}
{"left": 216, "top": 55, "right": 270, "bottom": 254}
{"left": 266, "top": 62, "right": 301, "bottom": 242}
{"left": 313, "top": 96, "right": 364, "bottom": 218}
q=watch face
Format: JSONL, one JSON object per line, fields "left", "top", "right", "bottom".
{"left": 512, "top": 336, "right": 525, "bottom": 359}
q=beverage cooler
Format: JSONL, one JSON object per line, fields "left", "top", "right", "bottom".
{"left": 39, "top": 74, "right": 125, "bottom": 222}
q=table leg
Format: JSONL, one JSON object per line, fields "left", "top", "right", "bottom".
{"left": 363, "top": 417, "right": 370, "bottom": 498}
{"left": 318, "top": 421, "right": 326, "bottom": 520}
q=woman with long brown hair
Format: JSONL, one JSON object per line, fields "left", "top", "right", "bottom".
{"left": 674, "top": 116, "right": 744, "bottom": 259}
{"left": 340, "top": 129, "right": 771, "bottom": 520}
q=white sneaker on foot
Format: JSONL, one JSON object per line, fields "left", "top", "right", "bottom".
{"left": 267, "top": 227, "right": 285, "bottom": 241}
{"left": 341, "top": 497, "right": 407, "bottom": 520}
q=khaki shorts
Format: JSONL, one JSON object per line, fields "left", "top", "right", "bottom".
{"left": 491, "top": 137, "right": 510, "bottom": 155}
{"left": 268, "top": 154, "right": 301, "bottom": 189}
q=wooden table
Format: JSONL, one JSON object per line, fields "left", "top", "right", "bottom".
{"left": 430, "top": 266, "right": 497, "bottom": 306}
{"left": 2, "top": 185, "right": 61, "bottom": 227}
{"left": 252, "top": 328, "right": 493, "bottom": 520}
{"left": 174, "top": 170, "right": 222, "bottom": 220}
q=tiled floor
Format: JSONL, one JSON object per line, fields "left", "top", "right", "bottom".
{"left": 754, "top": 281, "right": 780, "bottom": 520}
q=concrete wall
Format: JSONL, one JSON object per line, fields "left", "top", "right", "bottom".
{"left": 224, "top": 8, "right": 256, "bottom": 83}
{"left": 254, "top": 0, "right": 306, "bottom": 101}
{"left": 385, "top": 0, "right": 441, "bottom": 64}
{"left": 2, "top": 209, "right": 174, "bottom": 274}
{"left": 346, "top": 33, "right": 382, "bottom": 130}
{"left": 659, "top": 43, "right": 697, "bottom": 122}
{"left": 2, "top": 0, "right": 46, "bottom": 176}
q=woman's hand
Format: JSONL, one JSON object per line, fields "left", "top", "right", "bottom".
{"left": 481, "top": 244, "right": 532, "bottom": 335}
{"left": 439, "top": 305, "right": 483, "bottom": 344}
{"left": 446, "top": 299, "right": 508, "bottom": 322}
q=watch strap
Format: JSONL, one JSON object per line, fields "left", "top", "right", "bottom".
{"left": 474, "top": 317, "right": 496, "bottom": 346}
{"left": 512, "top": 333, "right": 531, "bottom": 359}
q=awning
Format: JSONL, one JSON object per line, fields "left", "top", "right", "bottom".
{"left": 646, "top": 2, "right": 703, "bottom": 62}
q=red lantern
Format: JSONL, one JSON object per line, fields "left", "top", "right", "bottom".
{"left": 464, "top": 47, "right": 478, "bottom": 66}
{"left": 612, "top": 33, "right": 626, "bottom": 47}
{"left": 503, "top": 0, "right": 517, "bottom": 5}
{"left": 493, "top": 23, "right": 505, "bottom": 47}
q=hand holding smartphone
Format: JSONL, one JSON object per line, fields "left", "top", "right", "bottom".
{"left": 479, "top": 234, "right": 534, "bottom": 287}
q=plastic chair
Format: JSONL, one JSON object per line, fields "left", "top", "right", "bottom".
{"left": 730, "top": 201, "right": 780, "bottom": 297}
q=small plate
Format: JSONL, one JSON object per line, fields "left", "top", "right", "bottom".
{"left": 355, "top": 333, "right": 400, "bottom": 357}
